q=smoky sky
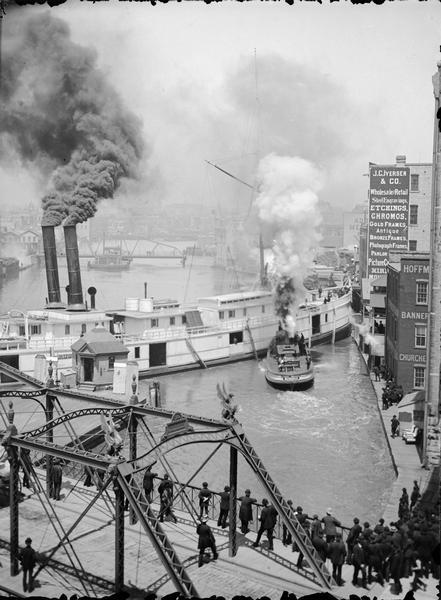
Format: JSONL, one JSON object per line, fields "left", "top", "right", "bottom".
{"left": 0, "top": 10, "right": 144, "bottom": 225}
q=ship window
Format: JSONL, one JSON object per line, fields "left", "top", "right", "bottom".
{"left": 151, "top": 318, "right": 159, "bottom": 328}
{"left": 81, "top": 323, "right": 87, "bottom": 334}
{"left": 182, "top": 315, "right": 187, "bottom": 325}
{"left": 261, "top": 305, "right": 265, "bottom": 313}
{"left": 414, "top": 366, "right": 425, "bottom": 389}
{"left": 19, "top": 325, "right": 26, "bottom": 337}
{"left": 219, "top": 311, "right": 225, "bottom": 320}
{"left": 228, "top": 310, "right": 235, "bottom": 318}
{"left": 65, "top": 325, "right": 70, "bottom": 335}
{"left": 108, "top": 356, "right": 115, "bottom": 369}
{"left": 134, "top": 346, "right": 140, "bottom": 359}
{"left": 170, "top": 317, "right": 175, "bottom": 326}
{"left": 325, "top": 314, "right": 328, "bottom": 323}
{"left": 229, "top": 331, "right": 243, "bottom": 344}
{"left": 30, "top": 324, "right": 41, "bottom": 335}
{"left": 243, "top": 308, "right": 247, "bottom": 316}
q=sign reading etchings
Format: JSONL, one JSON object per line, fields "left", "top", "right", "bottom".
{"left": 368, "top": 165, "right": 410, "bottom": 277}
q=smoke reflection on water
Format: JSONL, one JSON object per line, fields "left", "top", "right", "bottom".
{"left": 138, "top": 337, "right": 395, "bottom": 526}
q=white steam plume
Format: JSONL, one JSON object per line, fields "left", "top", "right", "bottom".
{"left": 255, "top": 153, "right": 323, "bottom": 326}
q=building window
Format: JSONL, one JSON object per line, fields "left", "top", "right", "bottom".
{"left": 228, "top": 310, "right": 235, "bottom": 318}
{"left": 416, "top": 281, "right": 428, "bottom": 305}
{"left": 108, "top": 356, "right": 115, "bottom": 369}
{"left": 30, "top": 324, "right": 41, "bottom": 335}
{"left": 410, "top": 174, "right": 419, "bottom": 192}
{"left": 65, "top": 325, "right": 70, "bottom": 335}
{"left": 325, "top": 313, "right": 328, "bottom": 323}
{"left": 151, "top": 318, "right": 158, "bottom": 328}
{"left": 409, "top": 205, "right": 418, "bottom": 225}
{"left": 219, "top": 311, "right": 224, "bottom": 320}
{"left": 169, "top": 317, "right": 175, "bottom": 326}
{"left": 415, "top": 325, "right": 427, "bottom": 348}
{"left": 409, "top": 240, "right": 417, "bottom": 251}
{"left": 134, "top": 346, "right": 140, "bottom": 359}
{"left": 414, "top": 366, "right": 425, "bottom": 389}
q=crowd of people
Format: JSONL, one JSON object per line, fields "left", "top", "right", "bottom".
{"left": 140, "top": 474, "right": 439, "bottom": 588}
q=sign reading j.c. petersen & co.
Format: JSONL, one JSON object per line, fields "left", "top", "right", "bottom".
{"left": 368, "top": 165, "right": 410, "bottom": 278}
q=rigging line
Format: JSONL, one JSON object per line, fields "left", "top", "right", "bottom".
{"left": 182, "top": 244, "right": 196, "bottom": 306}
{"left": 205, "top": 160, "right": 255, "bottom": 191}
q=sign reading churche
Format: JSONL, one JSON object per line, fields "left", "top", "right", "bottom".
{"left": 368, "top": 165, "right": 410, "bottom": 277}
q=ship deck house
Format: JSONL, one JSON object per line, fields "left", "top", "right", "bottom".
{"left": 71, "top": 326, "right": 129, "bottom": 388}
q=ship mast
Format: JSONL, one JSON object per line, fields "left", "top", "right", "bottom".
{"left": 423, "top": 63, "right": 441, "bottom": 467}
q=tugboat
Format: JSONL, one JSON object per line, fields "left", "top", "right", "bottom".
{"left": 265, "top": 329, "right": 314, "bottom": 391}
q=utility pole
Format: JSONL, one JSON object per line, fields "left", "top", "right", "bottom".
{"left": 423, "top": 63, "right": 441, "bottom": 467}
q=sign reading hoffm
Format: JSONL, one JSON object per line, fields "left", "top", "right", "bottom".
{"left": 368, "top": 165, "right": 410, "bottom": 277}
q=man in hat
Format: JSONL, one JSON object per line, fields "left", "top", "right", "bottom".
{"left": 328, "top": 533, "right": 347, "bottom": 585}
{"left": 51, "top": 460, "right": 63, "bottom": 501}
{"left": 198, "top": 481, "right": 212, "bottom": 520}
{"left": 282, "top": 500, "right": 294, "bottom": 546}
{"left": 196, "top": 515, "right": 218, "bottom": 567}
{"left": 238, "top": 489, "right": 257, "bottom": 534}
{"left": 295, "top": 506, "right": 310, "bottom": 567}
{"left": 252, "top": 499, "right": 278, "bottom": 551}
{"left": 142, "top": 461, "right": 158, "bottom": 503}
{"left": 19, "top": 537, "right": 36, "bottom": 592}
{"left": 217, "top": 485, "right": 230, "bottom": 529}
{"left": 322, "top": 508, "right": 341, "bottom": 544}
{"left": 390, "top": 415, "right": 399, "bottom": 438}
{"left": 158, "top": 474, "right": 177, "bottom": 523}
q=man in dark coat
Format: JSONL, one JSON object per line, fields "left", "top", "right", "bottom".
{"left": 158, "top": 474, "right": 176, "bottom": 523}
{"left": 322, "top": 508, "right": 341, "bottom": 543}
{"left": 282, "top": 500, "right": 294, "bottom": 546}
{"left": 198, "top": 481, "right": 212, "bottom": 519}
{"left": 252, "top": 499, "right": 278, "bottom": 550}
{"left": 238, "top": 489, "right": 257, "bottom": 534}
{"left": 410, "top": 480, "right": 420, "bottom": 511}
{"left": 51, "top": 460, "right": 63, "bottom": 500}
{"left": 196, "top": 515, "right": 218, "bottom": 567}
{"left": 390, "top": 415, "right": 400, "bottom": 438}
{"left": 328, "top": 533, "right": 347, "bottom": 585}
{"left": 142, "top": 462, "right": 158, "bottom": 503}
{"left": 311, "top": 530, "right": 328, "bottom": 562}
{"left": 217, "top": 485, "right": 230, "bottom": 528}
{"left": 295, "top": 506, "right": 310, "bottom": 568}
{"left": 352, "top": 539, "right": 367, "bottom": 588}
{"left": 19, "top": 537, "right": 36, "bottom": 592}
{"left": 346, "top": 517, "right": 362, "bottom": 564}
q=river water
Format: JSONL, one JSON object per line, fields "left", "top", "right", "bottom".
{"left": 0, "top": 257, "right": 395, "bottom": 525}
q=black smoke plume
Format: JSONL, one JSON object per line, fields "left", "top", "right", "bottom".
{"left": 273, "top": 276, "right": 296, "bottom": 324}
{"left": 0, "top": 11, "right": 144, "bottom": 225}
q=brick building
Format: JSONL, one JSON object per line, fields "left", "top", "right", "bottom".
{"left": 385, "top": 251, "right": 429, "bottom": 393}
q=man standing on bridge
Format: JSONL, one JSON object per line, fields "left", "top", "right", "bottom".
{"left": 197, "top": 515, "right": 218, "bottom": 567}
{"left": 252, "top": 499, "right": 278, "bottom": 551}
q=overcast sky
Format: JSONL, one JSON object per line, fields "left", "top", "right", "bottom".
{"left": 2, "top": 0, "right": 441, "bottom": 215}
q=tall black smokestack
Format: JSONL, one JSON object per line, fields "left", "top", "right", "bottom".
{"left": 63, "top": 224, "right": 86, "bottom": 311}
{"left": 41, "top": 225, "right": 64, "bottom": 309}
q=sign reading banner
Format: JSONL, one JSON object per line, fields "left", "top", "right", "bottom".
{"left": 368, "top": 165, "right": 410, "bottom": 277}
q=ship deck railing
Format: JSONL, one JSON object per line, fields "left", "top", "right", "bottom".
{"left": 118, "top": 314, "right": 278, "bottom": 342}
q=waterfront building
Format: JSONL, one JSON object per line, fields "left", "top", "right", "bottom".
{"left": 384, "top": 251, "right": 430, "bottom": 394}
{"left": 342, "top": 202, "right": 367, "bottom": 250}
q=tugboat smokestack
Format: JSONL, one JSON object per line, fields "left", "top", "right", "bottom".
{"left": 63, "top": 224, "right": 86, "bottom": 311}
{"left": 41, "top": 225, "right": 64, "bottom": 309}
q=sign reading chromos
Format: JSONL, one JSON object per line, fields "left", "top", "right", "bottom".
{"left": 367, "top": 165, "right": 410, "bottom": 277}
